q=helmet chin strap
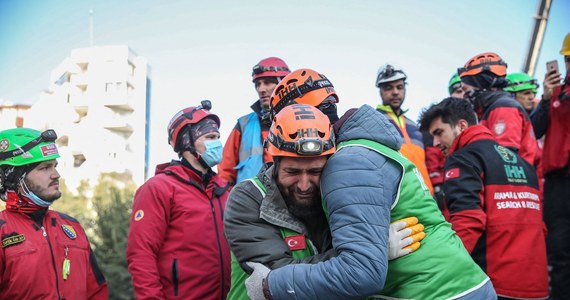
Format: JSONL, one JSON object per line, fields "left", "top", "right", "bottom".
{"left": 19, "top": 179, "right": 53, "bottom": 207}
{"left": 182, "top": 146, "right": 210, "bottom": 170}
{"left": 194, "top": 152, "right": 211, "bottom": 170}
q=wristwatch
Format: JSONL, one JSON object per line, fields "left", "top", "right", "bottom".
{"left": 262, "top": 278, "right": 273, "bottom": 300}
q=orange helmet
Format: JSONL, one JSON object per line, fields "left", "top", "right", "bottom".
{"left": 266, "top": 104, "right": 335, "bottom": 157}
{"left": 458, "top": 52, "right": 508, "bottom": 78}
{"left": 252, "top": 57, "right": 291, "bottom": 82}
{"left": 270, "top": 68, "right": 338, "bottom": 118}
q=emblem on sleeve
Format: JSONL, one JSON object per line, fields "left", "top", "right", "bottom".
{"left": 62, "top": 224, "right": 77, "bottom": 240}
{"left": 494, "top": 121, "right": 506, "bottom": 135}
{"left": 134, "top": 210, "right": 144, "bottom": 221}
{"left": 445, "top": 168, "right": 460, "bottom": 180}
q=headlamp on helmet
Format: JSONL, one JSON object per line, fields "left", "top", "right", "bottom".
{"left": 376, "top": 63, "right": 407, "bottom": 87}
{"left": 266, "top": 104, "right": 335, "bottom": 158}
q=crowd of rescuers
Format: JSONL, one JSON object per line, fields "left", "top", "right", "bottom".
{"left": 220, "top": 38, "right": 566, "bottom": 300}
{"left": 2, "top": 35, "right": 566, "bottom": 300}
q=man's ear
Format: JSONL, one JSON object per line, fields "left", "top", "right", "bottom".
{"left": 457, "top": 119, "right": 470, "bottom": 132}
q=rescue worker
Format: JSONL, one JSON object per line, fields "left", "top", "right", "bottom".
{"left": 504, "top": 72, "right": 540, "bottom": 114}
{"left": 0, "top": 128, "right": 108, "bottom": 299}
{"left": 127, "top": 100, "right": 231, "bottom": 299}
{"left": 375, "top": 63, "right": 434, "bottom": 194}
{"left": 242, "top": 69, "right": 495, "bottom": 300}
{"left": 458, "top": 52, "right": 539, "bottom": 165}
{"left": 419, "top": 97, "right": 549, "bottom": 300}
{"left": 449, "top": 72, "right": 465, "bottom": 98}
{"left": 531, "top": 32, "right": 570, "bottom": 299}
{"left": 218, "top": 57, "right": 291, "bottom": 184}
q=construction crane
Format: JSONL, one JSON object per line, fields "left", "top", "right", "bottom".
{"left": 523, "top": 0, "right": 553, "bottom": 77}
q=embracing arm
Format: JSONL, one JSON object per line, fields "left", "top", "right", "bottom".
{"left": 224, "top": 181, "right": 336, "bottom": 272}
{"left": 266, "top": 147, "right": 401, "bottom": 300}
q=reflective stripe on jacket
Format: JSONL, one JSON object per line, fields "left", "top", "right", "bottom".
{"left": 377, "top": 104, "right": 434, "bottom": 194}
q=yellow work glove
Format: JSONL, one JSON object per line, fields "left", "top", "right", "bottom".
{"left": 388, "top": 217, "right": 426, "bottom": 260}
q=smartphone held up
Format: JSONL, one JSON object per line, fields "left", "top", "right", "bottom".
{"left": 546, "top": 60, "right": 559, "bottom": 75}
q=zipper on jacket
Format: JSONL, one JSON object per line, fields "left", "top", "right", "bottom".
{"left": 171, "top": 259, "right": 179, "bottom": 296}
{"left": 41, "top": 226, "right": 62, "bottom": 300}
{"left": 209, "top": 197, "right": 226, "bottom": 299}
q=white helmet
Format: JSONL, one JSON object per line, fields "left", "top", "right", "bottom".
{"left": 375, "top": 63, "right": 407, "bottom": 87}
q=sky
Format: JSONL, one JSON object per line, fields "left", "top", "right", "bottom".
{"left": 1, "top": 0, "right": 569, "bottom": 172}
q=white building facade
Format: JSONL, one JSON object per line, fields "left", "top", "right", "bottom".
{"left": 26, "top": 45, "right": 151, "bottom": 193}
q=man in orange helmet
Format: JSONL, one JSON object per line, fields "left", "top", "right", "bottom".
{"left": 458, "top": 52, "right": 539, "bottom": 166}
{"left": 218, "top": 57, "right": 291, "bottom": 185}
{"left": 233, "top": 69, "right": 495, "bottom": 300}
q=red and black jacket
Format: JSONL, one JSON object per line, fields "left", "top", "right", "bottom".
{"left": 443, "top": 125, "right": 548, "bottom": 299}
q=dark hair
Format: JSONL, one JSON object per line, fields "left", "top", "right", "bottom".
{"left": 418, "top": 97, "right": 477, "bottom": 133}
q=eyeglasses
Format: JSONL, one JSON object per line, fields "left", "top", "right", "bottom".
{"left": 565, "top": 56, "right": 570, "bottom": 63}
{"left": 252, "top": 65, "right": 290, "bottom": 76}
{"left": 0, "top": 129, "right": 58, "bottom": 160}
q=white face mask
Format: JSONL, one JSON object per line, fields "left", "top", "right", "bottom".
{"left": 199, "top": 139, "right": 223, "bottom": 168}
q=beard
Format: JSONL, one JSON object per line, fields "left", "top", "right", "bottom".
{"left": 277, "top": 182, "right": 323, "bottom": 220}
{"left": 24, "top": 178, "right": 61, "bottom": 202}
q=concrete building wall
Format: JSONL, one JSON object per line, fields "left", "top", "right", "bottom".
{"left": 25, "top": 46, "right": 151, "bottom": 193}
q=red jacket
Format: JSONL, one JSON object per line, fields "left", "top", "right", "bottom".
{"left": 0, "top": 208, "right": 108, "bottom": 299}
{"left": 542, "top": 85, "right": 570, "bottom": 174}
{"left": 476, "top": 91, "right": 538, "bottom": 165}
{"left": 127, "top": 160, "right": 231, "bottom": 300}
{"left": 423, "top": 132, "right": 445, "bottom": 186}
{"left": 444, "top": 125, "right": 548, "bottom": 299}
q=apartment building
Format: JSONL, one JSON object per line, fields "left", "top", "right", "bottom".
{"left": 25, "top": 45, "right": 151, "bottom": 193}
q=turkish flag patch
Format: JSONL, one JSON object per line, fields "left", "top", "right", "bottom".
{"left": 445, "top": 168, "right": 460, "bottom": 180}
{"left": 284, "top": 235, "right": 306, "bottom": 251}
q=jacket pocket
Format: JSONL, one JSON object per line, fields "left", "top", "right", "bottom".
{"left": 171, "top": 259, "right": 179, "bottom": 296}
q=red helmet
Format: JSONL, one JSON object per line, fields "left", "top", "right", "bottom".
{"left": 252, "top": 57, "right": 291, "bottom": 82}
{"left": 458, "top": 52, "right": 507, "bottom": 78}
{"left": 167, "top": 100, "right": 220, "bottom": 153}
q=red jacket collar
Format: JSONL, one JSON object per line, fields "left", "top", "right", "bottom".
{"left": 448, "top": 125, "right": 495, "bottom": 155}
